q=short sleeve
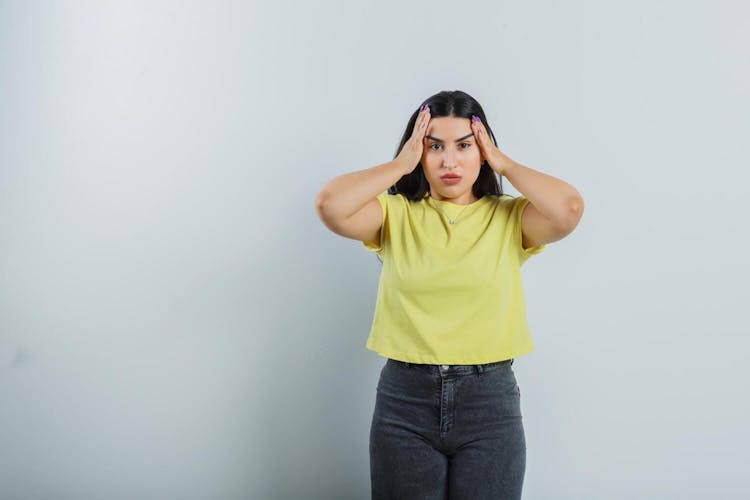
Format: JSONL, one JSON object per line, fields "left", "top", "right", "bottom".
{"left": 361, "top": 192, "right": 388, "bottom": 256}
{"left": 509, "top": 196, "right": 545, "bottom": 264}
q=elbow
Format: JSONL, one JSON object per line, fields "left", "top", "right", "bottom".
{"left": 570, "top": 195, "right": 584, "bottom": 219}
{"left": 314, "top": 192, "right": 329, "bottom": 225}
{"left": 314, "top": 189, "right": 329, "bottom": 208}
{"left": 315, "top": 191, "right": 343, "bottom": 230}
{"left": 549, "top": 196, "right": 584, "bottom": 233}
{"left": 562, "top": 195, "right": 584, "bottom": 231}
{"left": 315, "top": 190, "right": 331, "bottom": 215}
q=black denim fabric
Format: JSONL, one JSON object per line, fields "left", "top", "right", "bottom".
{"left": 370, "top": 358, "right": 525, "bottom": 499}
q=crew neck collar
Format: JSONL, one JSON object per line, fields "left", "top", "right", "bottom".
{"left": 425, "top": 194, "right": 489, "bottom": 208}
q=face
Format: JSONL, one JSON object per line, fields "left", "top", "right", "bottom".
{"left": 421, "top": 116, "right": 484, "bottom": 205}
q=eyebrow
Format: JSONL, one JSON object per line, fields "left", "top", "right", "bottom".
{"left": 425, "top": 133, "right": 474, "bottom": 143}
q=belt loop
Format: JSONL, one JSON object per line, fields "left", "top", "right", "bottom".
{"left": 476, "top": 364, "right": 485, "bottom": 375}
{"left": 404, "top": 362, "right": 411, "bottom": 368}
{"left": 510, "top": 358, "right": 514, "bottom": 366}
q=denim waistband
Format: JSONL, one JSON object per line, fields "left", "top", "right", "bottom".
{"left": 388, "top": 358, "right": 513, "bottom": 375}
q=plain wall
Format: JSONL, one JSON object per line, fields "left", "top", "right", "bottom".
{"left": 1, "top": 1, "right": 748, "bottom": 498}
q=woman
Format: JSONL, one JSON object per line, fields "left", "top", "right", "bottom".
{"left": 314, "top": 90, "right": 583, "bottom": 499}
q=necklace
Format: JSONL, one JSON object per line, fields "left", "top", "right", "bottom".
{"left": 428, "top": 196, "right": 473, "bottom": 225}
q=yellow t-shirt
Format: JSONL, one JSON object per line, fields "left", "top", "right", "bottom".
{"left": 361, "top": 191, "right": 545, "bottom": 364}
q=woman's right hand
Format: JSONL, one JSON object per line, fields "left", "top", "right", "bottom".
{"left": 396, "top": 104, "right": 431, "bottom": 174}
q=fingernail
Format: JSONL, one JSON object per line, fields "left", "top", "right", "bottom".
{"left": 471, "top": 115, "right": 479, "bottom": 123}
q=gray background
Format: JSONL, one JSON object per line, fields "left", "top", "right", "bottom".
{"left": 1, "top": 1, "right": 748, "bottom": 499}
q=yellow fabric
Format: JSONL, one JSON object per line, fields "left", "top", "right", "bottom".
{"left": 361, "top": 191, "right": 545, "bottom": 364}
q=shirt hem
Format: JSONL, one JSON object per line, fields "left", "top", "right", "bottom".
{"left": 365, "top": 341, "right": 534, "bottom": 365}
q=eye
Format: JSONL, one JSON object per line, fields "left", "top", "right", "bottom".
{"left": 429, "top": 143, "right": 472, "bottom": 150}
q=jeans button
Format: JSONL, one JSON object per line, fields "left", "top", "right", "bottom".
{"left": 441, "top": 365, "right": 449, "bottom": 370}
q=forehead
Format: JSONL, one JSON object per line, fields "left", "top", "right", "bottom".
{"left": 426, "top": 116, "right": 473, "bottom": 141}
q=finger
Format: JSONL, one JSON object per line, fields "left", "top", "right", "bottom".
{"left": 419, "top": 105, "right": 430, "bottom": 131}
{"left": 471, "top": 115, "right": 482, "bottom": 137}
{"left": 411, "top": 105, "right": 429, "bottom": 138}
{"left": 417, "top": 106, "right": 431, "bottom": 141}
{"left": 471, "top": 115, "right": 486, "bottom": 161}
{"left": 471, "top": 115, "right": 485, "bottom": 147}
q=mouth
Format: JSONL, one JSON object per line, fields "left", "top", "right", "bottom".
{"left": 440, "top": 175, "right": 462, "bottom": 185}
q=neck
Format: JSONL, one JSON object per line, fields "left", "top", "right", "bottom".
{"left": 429, "top": 190, "right": 478, "bottom": 205}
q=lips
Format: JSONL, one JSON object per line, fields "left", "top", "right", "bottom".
{"left": 440, "top": 175, "right": 461, "bottom": 185}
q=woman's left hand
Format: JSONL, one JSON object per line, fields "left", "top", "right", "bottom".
{"left": 471, "top": 115, "right": 514, "bottom": 176}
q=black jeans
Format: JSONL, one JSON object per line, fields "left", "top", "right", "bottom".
{"left": 370, "top": 358, "right": 525, "bottom": 499}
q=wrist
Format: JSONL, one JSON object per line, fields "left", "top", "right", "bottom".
{"left": 391, "top": 157, "right": 412, "bottom": 176}
{"left": 491, "top": 152, "right": 516, "bottom": 176}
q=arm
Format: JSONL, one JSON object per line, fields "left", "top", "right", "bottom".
{"left": 496, "top": 153, "right": 584, "bottom": 248}
{"left": 314, "top": 158, "right": 408, "bottom": 226}
{"left": 469, "top": 116, "right": 583, "bottom": 248}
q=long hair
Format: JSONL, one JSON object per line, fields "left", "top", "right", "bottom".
{"left": 388, "top": 90, "right": 506, "bottom": 201}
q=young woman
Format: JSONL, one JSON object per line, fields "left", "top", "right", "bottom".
{"left": 314, "top": 90, "right": 583, "bottom": 499}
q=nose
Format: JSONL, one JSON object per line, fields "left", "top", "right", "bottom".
{"left": 442, "top": 149, "right": 459, "bottom": 169}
